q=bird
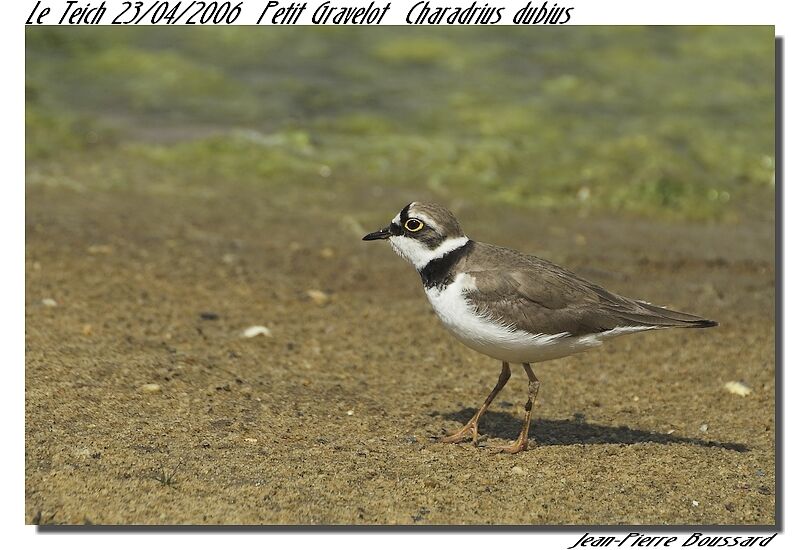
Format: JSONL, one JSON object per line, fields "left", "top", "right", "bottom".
{"left": 363, "top": 202, "right": 717, "bottom": 454}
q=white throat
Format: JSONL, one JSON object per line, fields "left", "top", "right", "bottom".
{"left": 389, "top": 235, "right": 469, "bottom": 270}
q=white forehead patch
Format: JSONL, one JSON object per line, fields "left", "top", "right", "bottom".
{"left": 391, "top": 201, "right": 415, "bottom": 226}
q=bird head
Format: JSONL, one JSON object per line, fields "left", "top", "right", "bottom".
{"left": 363, "top": 202, "right": 468, "bottom": 270}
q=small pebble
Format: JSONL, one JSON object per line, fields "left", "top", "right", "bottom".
{"left": 319, "top": 247, "right": 335, "bottom": 259}
{"left": 306, "top": 289, "right": 330, "bottom": 305}
{"left": 81, "top": 324, "right": 93, "bottom": 336}
{"left": 346, "top": 409, "right": 354, "bottom": 416}
{"left": 724, "top": 381, "right": 753, "bottom": 397}
{"left": 241, "top": 326, "right": 272, "bottom": 338}
{"left": 699, "top": 424, "right": 709, "bottom": 433}
{"left": 511, "top": 466, "right": 526, "bottom": 475}
{"left": 244, "top": 438, "right": 258, "bottom": 444}
{"left": 42, "top": 298, "right": 57, "bottom": 307}
{"left": 87, "top": 244, "right": 113, "bottom": 255}
{"left": 140, "top": 383, "right": 162, "bottom": 393}
{"left": 692, "top": 500, "right": 699, "bottom": 507}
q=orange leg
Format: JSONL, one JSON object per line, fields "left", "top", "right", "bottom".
{"left": 490, "top": 363, "right": 540, "bottom": 454}
{"left": 441, "top": 362, "right": 511, "bottom": 445}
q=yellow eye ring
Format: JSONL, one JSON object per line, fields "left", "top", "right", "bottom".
{"left": 404, "top": 218, "right": 424, "bottom": 232}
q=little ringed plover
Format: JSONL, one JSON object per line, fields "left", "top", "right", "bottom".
{"left": 363, "top": 202, "right": 717, "bottom": 454}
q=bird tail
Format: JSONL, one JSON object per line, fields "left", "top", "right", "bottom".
{"left": 616, "top": 301, "right": 718, "bottom": 329}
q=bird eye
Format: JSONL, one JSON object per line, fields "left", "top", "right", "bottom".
{"left": 404, "top": 218, "right": 424, "bottom": 232}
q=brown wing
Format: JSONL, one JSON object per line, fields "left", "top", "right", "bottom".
{"left": 462, "top": 243, "right": 716, "bottom": 336}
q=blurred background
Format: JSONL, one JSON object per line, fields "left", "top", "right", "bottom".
{"left": 27, "top": 26, "right": 774, "bottom": 221}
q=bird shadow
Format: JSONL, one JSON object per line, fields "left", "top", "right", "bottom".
{"left": 434, "top": 409, "right": 749, "bottom": 452}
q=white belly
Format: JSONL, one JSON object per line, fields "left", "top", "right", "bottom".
{"left": 424, "top": 273, "right": 651, "bottom": 364}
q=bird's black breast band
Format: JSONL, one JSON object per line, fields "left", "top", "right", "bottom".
{"left": 419, "top": 240, "right": 474, "bottom": 289}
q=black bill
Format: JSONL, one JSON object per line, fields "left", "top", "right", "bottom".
{"left": 362, "top": 226, "right": 392, "bottom": 241}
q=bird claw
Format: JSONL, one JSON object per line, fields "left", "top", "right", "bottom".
{"left": 487, "top": 438, "right": 533, "bottom": 454}
{"left": 440, "top": 423, "right": 480, "bottom": 444}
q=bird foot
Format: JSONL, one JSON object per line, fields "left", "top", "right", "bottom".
{"left": 488, "top": 438, "right": 533, "bottom": 454}
{"left": 440, "top": 422, "right": 480, "bottom": 444}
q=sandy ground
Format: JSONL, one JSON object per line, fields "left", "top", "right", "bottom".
{"left": 25, "top": 183, "right": 776, "bottom": 525}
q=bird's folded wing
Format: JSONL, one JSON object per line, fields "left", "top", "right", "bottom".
{"left": 464, "top": 266, "right": 711, "bottom": 337}
{"left": 464, "top": 267, "right": 625, "bottom": 336}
